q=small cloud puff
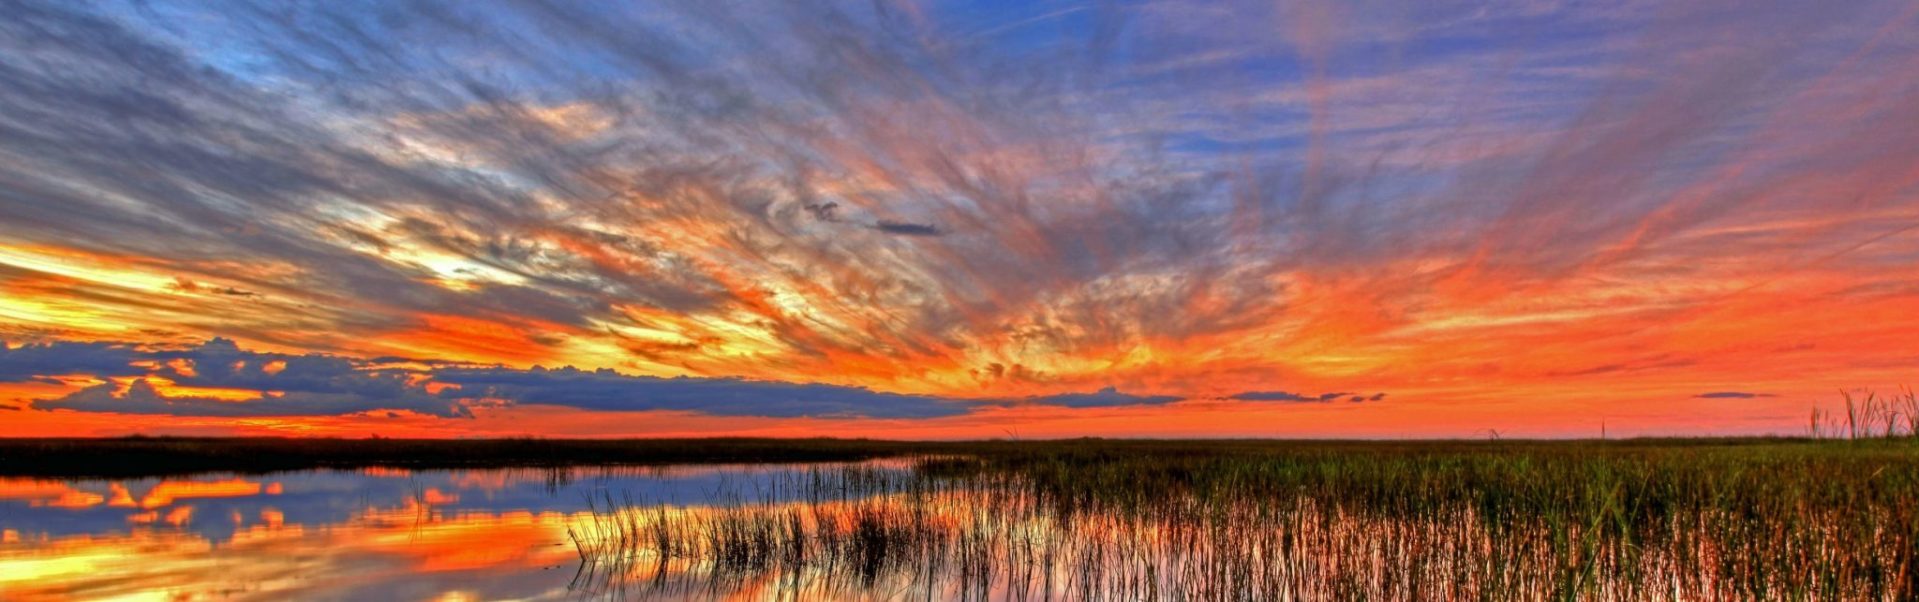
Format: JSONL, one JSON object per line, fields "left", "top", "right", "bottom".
{"left": 1229, "top": 390, "right": 1387, "bottom": 403}
{"left": 1693, "top": 391, "right": 1777, "bottom": 399}
{"left": 1022, "top": 386, "right": 1182, "bottom": 408}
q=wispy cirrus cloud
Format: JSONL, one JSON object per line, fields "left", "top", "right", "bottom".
{"left": 0, "top": 0, "right": 1915, "bottom": 435}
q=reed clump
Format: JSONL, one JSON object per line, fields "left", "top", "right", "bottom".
{"left": 570, "top": 438, "right": 1918, "bottom": 600}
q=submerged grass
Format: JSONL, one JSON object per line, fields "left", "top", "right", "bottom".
{"left": 570, "top": 439, "right": 1918, "bottom": 600}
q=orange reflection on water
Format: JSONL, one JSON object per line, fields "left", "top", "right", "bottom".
{"left": 0, "top": 486, "right": 929, "bottom": 600}
{"left": 137, "top": 478, "right": 274, "bottom": 509}
{"left": 360, "top": 466, "right": 413, "bottom": 478}
{"left": 0, "top": 466, "right": 936, "bottom": 600}
{"left": 0, "top": 477, "right": 284, "bottom": 534}
{"left": 353, "top": 507, "right": 575, "bottom": 573}
{"left": 418, "top": 487, "right": 459, "bottom": 505}
{"left": 0, "top": 505, "right": 586, "bottom": 601}
{"left": 0, "top": 479, "right": 106, "bottom": 509}
{"left": 106, "top": 483, "right": 135, "bottom": 508}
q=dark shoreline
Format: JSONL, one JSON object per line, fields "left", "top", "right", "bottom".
{"left": 0, "top": 435, "right": 1854, "bottom": 478}
{"left": 0, "top": 437, "right": 929, "bottom": 478}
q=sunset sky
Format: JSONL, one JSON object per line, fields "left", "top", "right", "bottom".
{"left": 2, "top": 0, "right": 1916, "bottom": 438}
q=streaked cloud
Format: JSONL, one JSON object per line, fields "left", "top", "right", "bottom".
{"left": 0, "top": 0, "right": 1915, "bottom": 436}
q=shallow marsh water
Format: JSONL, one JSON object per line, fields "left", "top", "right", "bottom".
{"left": 3, "top": 443, "right": 1914, "bottom": 601}
{"left": 0, "top": 462, "right": 912, "bottom": 600}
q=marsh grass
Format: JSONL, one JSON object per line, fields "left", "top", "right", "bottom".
{"left": 1814, "top": 389, "right": 1919, "bottom": 440}
{"left": 570, "top": 440, "right": 1918, "bottom": 600}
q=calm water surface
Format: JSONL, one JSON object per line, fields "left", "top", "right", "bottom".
{"left": 0, "top": 462, "right": 908, "bottom": 601}
{"left": 6, "top": 457, "right": 1908, "bottom": 601}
